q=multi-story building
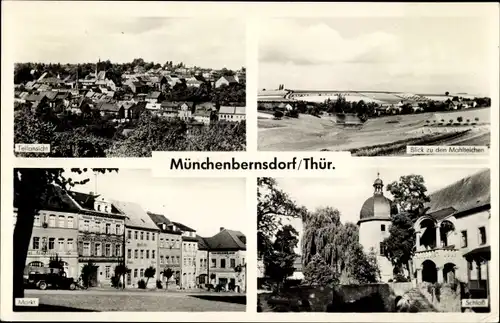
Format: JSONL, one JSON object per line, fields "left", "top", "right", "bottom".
{"left": 67, "top": 191, "right": 126, "bottom": 287}
{"left": 413, "top": 169, "right": 490, "bottom": 301}
{"left": 174, "top": 222, "right": 198, "bottom": 289}
{"left": 196, "top": 235, "right": 210, "bottom": 286}
{"left": 113, "top": 200, "right": 159, "bottom": 288}
{"left": 14, "top": 185, "right": 80, "bottom": 279}
{"left": 205, "top": 228, "right": 246, "bottom": 292}
{"left": 147, "top": 212, "right": 182, "bottom": 288}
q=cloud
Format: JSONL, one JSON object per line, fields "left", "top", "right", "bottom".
{"left": 259, "top": 19, "right": 401, "bottom": 65}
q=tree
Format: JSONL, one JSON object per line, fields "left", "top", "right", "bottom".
{"left": 13, "top": 168, "right": 117, "bottom": 303}
{"left": 386, "top": 174, "right": 430, "bottom": 220}
{"left": 144, "top": 266, "right": 156, "bottom": 287}
{"left": 381, "top": 213, "right": 416, "bottom": 277}
{"left": 263, "top": 225, "right": 298, "bottom": 292}
{"left": 114, "top": 264, "right": 130, "bottom": 289}
{"left": 81, "top": 261, "right": 99, "bottom": 288}
{"left": 162, "top": 268, "right": 174, "bottom": 289}
{"left": 445, "top": 91, "right": 449, "bottom": 96}
{"left": 257, "top": 178, "right": 306, "bottom": 257}
{"left": 303, "top": 254, "right": 338, "bottom": 286}
{"left": 346, "top": 246, "right": 380, "bottom": 284}
{"left": 457, "top": 116, "right": 463, "bottom": 123}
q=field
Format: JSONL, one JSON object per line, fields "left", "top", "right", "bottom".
{"left": 258, "top": 108, "right": 491, "bottom": 155}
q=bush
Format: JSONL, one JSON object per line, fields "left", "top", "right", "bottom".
{"left": 273, "top": 111, "right": 284, "bottom": 119}
{"left": 138, "top": 279, "right": 147, "bottom": 289}
{"left": 285, "top": 110, "right": 299, "bottom": 118}
{"left": 457, "top": 116, "right": 463, "bottom": 122}
{"left": 111, "top": 275, "right": 122, "bottom": 288}
{"left": 394, "top": 273, "right": 410, "bottom": 283}
{"left": 156, "top": 280, "right": 163, "bottom": 289}
{"left": 388, "top": 279, "right": 393, "bottom": 283}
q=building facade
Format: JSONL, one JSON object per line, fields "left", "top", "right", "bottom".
{"left": 14, "top": 186, "right": 80, "bottom": 280}
{"left": 68, "top": 192, "right": 126, "bottom": 287}
{"left": 412, "top": 169, "right": 490, "bottom": 301}
{"left": 114, "top": 200, "right": 160, "bottom": 288}
{"left": 147, "top": 212, "right": 182, "bottom": 288}
{"left": 175, "top": 222, "right": 198, "bottom": 289}
{"left": 205, "top": 228, "right": 247, "bottom": 292}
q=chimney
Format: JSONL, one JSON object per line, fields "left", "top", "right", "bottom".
{"left": 220, "top": 227, "right": 225, "bottom": 232}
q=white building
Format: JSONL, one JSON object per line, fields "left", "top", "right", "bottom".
{"left": 218, "top": 106, "right": 246, "bottom": 122}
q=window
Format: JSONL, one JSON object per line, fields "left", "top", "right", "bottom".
{"left": 115, "top": 244, "right": 121, "bottom": 257}
{"left": 200, "top": 259, "right": 203, "bottom": 267}
{"left": 379, "top": 242, "right": 384, "bottom": 255}
{"left": 160, "top": 255, "right": 164, "bottom": 264}
{"left": 128, "top": 230, "right": 132, "bottom": 239}
{"left": 127, "top": 249, "right": 132, "bottom": 259}
{"left": 461, "top": 230, "right": 468, "bottom": 248}
{"left": 176, "top": 256, "right": 180, "bottom": 264}
{"left": 34, "top": 215, "right": 41, "bottom": 227}
{"left": 32, "top": 237, "right": 40, "bottom": 250}
{"left": 67, "top": 239, "right": 74, "bottom": 251}
{"left": 127, "top": 274, "right": 131, "bottom": 285}
{"left": 146, "top": 250, "right": 150, "bottom": 259}
{"left": 67, "top": 216, "right": 74, "bottom": 229}
{"left": 105, "top": 244, "right": 111, "bottom": 257}
{"left": 230, "top": 258, "right": 236, "bottom": 268}
{"left": 152, "top": 250, "right": 155, "bottom": 259}
{"left": 83, "top": 242, "right": 90, "bottom": 256}
{"left": 220, "top": 259, "right": 226, "bottom": 268}
{"left": 95, "top": 242, "right": 102, "bottom": 256}
{"left": 134, "top": 250, "right": 138, "bottom": 259}
{"left": 97, "top": 204, "right": 101, "bottom": 212}
{"left": 184, "top": 258, "right": 187, "bottom": 266}
{"left": 58, "top": 238, "right": 65, "bottom": 251}
{"left": 381, "top": 224, "right": 386, "bottom": 232}
{"left": 479, "top": 227, "right": 487, "bottom": 245}
{"left": 106, "top": 223, "right": 111, "bottom": 234}
{"left": 134, "top": 269, "right": 138, "bottom": 278}
{"left": 49, "top": 215, "right": 56, "bottom": 227}
{"left": 48, "top": 238, "right": 55, "bottom": 250}
{"left": 242, "top": 258, "right": 245, "bottom": 265}
{"left": 140, "top": 232, "right": 144, "bottom": 240}
{"left": 83, "top": 220, "right": 90, "bottom": 231}
{"left": 146, "top": 232, "right": 150, "bottom": 240}
{"left": 105, "top": 266, "right": 111, "bottom": 279}
{"left": 160, "top": 238, "right": 164, "bottom": 248}
{"left": 95, "top": 221, "right": 101, "bottom": 233}
{"left": 134, "top": 231, "right": 138, "bottom": 239}
{"left": 140, "top": 250, "right": 144, "bottom": 259}
{"left": 152, "top": 233, "right": 155, "bottom": 241}
{"left": 140, "top": 269, "right": 144, "bottom": 277}
{"left": 116, "top": 224, "right": 121, "bottom": 235}
{"left": 166, "top": 256, "right": 170, "bottom": 264}
{"left": 211, "top": 259, "right": 216, "bottom": 268}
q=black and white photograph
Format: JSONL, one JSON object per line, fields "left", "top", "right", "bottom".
{"left": 257, "top": 16, "right": 493, "bottom": 155}
{"left": 13, "top": 10, "right": 246, "bottom": 157}
{"left": 13, "top": 169, "right": 246, "bottom": 312}
{"left": 257, "top": 166, "right": 491, "bottom": 312}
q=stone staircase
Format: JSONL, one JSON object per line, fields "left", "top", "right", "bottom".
{"left": 399, "top": 288, "right": 438, "bottom": 312}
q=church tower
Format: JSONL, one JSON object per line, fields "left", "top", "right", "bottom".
{"left": 357, "top": 173, "right": 395, "bottom": 282}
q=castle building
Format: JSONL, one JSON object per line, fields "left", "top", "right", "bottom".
{"left": 357, "top": 173, "right": 398, "bottom": 282}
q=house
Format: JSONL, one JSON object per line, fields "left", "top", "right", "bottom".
{"left": 96, "top": 102, "right": 124, "bottom": 118}
{"left": 112, "top": 200, "right": 160, "bottom": 288}
{"left": 192, "top": 110, "right": 211, "bottom": 125}
{"left": 215, "top": 75, "right": 239, "bottom": 88}
{"left": 14, "top": 185, "right": 80, "bottom": 282}
{"left": 117, "top": 101, "right": 137, "bottom": 119}
{"left": 66, "top": 191, "right": 126, "bottom": 287}
{"left": 129, "top": 101, "right": 147, "bottom": 119}
{"left": 178, "top": 102, "right": 194, "bottom": 121}
{"left": 202, "top": 228, "right": 246, "bottom": 292}
{"left": 145, "top": 102, "right": 162, "bottom": 115}
{"left": 185, "top": 76, "right": 203, "bottom": 88}
{"left": 160, "top": 101, "right": 180, "bottom": 119}
{"left": 172, "top": 222, "right": 198, "bottom": 289}
{"left": 145, "top": 91, "right": 164, "bottom": 103}
{"left": 147, "top": 212, "right": 182, "bottom": 288}
{"left": 125, "top": 79, "right": 146, "bottom": 94}
{"left": 218, "top": 106, "right": 246, "bottom": 122}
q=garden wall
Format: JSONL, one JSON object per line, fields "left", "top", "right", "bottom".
{"left": 418, "top": 282, "right": 462, "bottom": 312}
{"left": 258, "top": 284, "right": 400, "bottom": 312}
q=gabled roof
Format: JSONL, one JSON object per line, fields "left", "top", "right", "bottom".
{"left": 97, "top": 102, "right": 121, "bottom": 112}
{"left": 219, "top": 75, "right": 238, "bottom": 84}
{"left": 147, "top": 211, "right": 172, "bottom": 227}
{"left": 196, "top": 235, "right": 210, "bottom": 250}
{"left": 219, "top": 106, "right": 245, "bottom": 115}
{"left": 204, "top": 229, "right": 246, "bottom": 251}
{"left": 172, "top": 221, "right": 196, "bottom": 232}
{"left": 111, "top": 199, "right": 159, "bottom": 231}
{"left": 426, "top": 169, "right": 490, "bottom": 220}
{"left": 160, "top": 101, "right": 179, "bottom": 109}
{"left": 146, "top": 91, "right": 162, "bottom": 99}
{"left": 68, "top": 191, "right": 122, "bottom": 215}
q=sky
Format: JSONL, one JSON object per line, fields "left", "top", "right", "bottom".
{"left": 259, "top": 17, "right": 494, "bottom": 96}
{"left": 14, "top": 16, "right": 245, "bottom": 70}
{"left": 64, "top": 169, "right": 247, "bottom": 237}
{"left": 275, "top": 164, "right": 489, "bottom": 252}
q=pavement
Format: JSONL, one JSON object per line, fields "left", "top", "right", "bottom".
{"left": 22, "top": 289, "right": 246, "bottom": 312}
